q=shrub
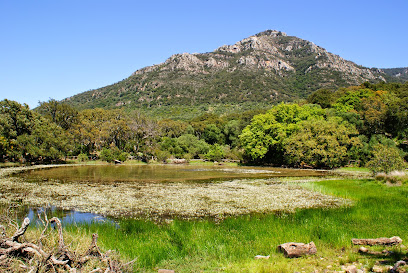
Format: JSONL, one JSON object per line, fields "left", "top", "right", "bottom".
{"left": 205, "top": 144, "right": 225, "bottom": 162}
{"left": 99, "top": 147, "right": 129, "bottom": 163}
{"left": 183, "top": 153, "right": 193, "bottom": 162}
{"left": 100, "top": 148, "right": 114, "bottom": 163}
{"left": 117, "top": 152, "right": 129, "bottom": 162}
{"left": 77, "top": 153, "right": 88, "bottom": 162}
{"left": 366, "top": 144, "right": 407, "bottom": 174}
{"left": 156, "top": 150, "right": 171, "bottom": 163}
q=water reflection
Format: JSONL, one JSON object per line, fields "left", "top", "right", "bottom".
{"left": 7, "top": 165, "right": 331, "bottom": 223}
{"left": 26, "top": 206, "right": 113, "bottom": 226}
{"left": 14, "top": 165, "right": 327, "bottom": 184}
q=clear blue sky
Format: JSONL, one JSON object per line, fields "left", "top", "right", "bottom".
{"left": 1, "top": 0, "right": 407, "bottom": 109}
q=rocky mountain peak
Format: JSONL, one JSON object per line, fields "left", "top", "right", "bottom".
{"left": 255, "top": 29, "right": 287, "bottom": 37}
{"left": 66, "top": 30, "right": 394, "bottom": 115}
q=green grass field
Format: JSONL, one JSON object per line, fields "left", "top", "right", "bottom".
{"left": 60, "top": 178, "right": 408, "bottom": 272}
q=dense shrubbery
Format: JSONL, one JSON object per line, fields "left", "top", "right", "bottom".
{"left": 99, "top": 147, "right": 129, "bottom": 163}
{"left": 240, "top": 82, "right": 408, "bottom": 169}
{"left": 1, "top": 81, "right": 408, "bottom": 169}
{"left": 239, "top": 104, "right": 360, "bottom": 168}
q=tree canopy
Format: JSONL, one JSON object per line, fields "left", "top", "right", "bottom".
{"left": 1, "top": 81, "right": 408, "bottom": 169}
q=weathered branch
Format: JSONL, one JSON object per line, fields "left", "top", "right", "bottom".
{"left": 391, "top": 260, "right": 407, "bottom": 273}
{"left": 82, "top": 233, "right": 105, "bottom": 263}
{"left": 50, "top": 255, "right": 69, "bottom": 265}
{"left": 37, "top": 210, "right": 49, "bottom": 247}
{"left": 351, "top": 236, "right": 402, "bottom": 246}
{"left": 50, "top": 217, "right": 64, "bottom": 248}
{"left": 11, "top": 217, "right": 30, "bottom": 242}
{"left": 1, "top": 241, "right": 47, "bottom": 258}
{"left": 0, "top": 225, "right": 5, "bottom": 238}
{"left": 0, "top": 215, "right": 133, "bottom": 272}
{"left": 123, "top": 258, "right": 138, "bottom": 267}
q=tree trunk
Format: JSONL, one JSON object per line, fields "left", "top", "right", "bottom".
{"left": 351, "top": 236, "right": 402, "bottom": 246}
{"left": 277, "top": 241, "right": 317, "bottom": 258}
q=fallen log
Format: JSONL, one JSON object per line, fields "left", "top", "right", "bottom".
{"left": 277, "top": 241, "right": 317, "bottom": 258}
{"left": 351, "top": 236, "right": 402, "bottom": 246}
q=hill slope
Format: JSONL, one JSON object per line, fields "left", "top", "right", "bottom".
{"left": 381, "top": 67, "right": 408, "bottom": 82}
{"left": 64, "top": 30, "right": 389, "bottom": 118}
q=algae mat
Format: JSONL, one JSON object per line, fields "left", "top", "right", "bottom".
{"left": 0, "top": 165, "right": 348, "bottom": 220}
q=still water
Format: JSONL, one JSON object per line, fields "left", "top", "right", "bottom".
{"left": 11, "top": 164, "right": 329, "bottom": 224}
{"left": 14, "top": 164, "right": 327, "bottom": 184}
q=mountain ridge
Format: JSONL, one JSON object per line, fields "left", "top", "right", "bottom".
{"left": 63, "top": 30, "right": 401, "bottom": 118}
{"left": 380, "top": 67, "right": 408, "bottom": 81}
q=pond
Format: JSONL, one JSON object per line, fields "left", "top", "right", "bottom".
{"left": 1, "top": 164, "right": 347, "bottom": 222}
{"left": 13, "top": 164, "right": 327, "bottom": 184}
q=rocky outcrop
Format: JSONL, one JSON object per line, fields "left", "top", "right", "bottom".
{"left": 130, "top": 30, "right": 384, "bottom": 80}
{"left": 65, "top": 29, "right": 393, "bottom": 112}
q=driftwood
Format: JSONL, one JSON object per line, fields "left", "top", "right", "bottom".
{"left": 0, "top": 213, "right": 136, "bottom": 272}
{"left": 277, "top": 241, "right": 317, "bottom": 258}
{"left": 351, "top": 236, "right": 402, "bottom": 246}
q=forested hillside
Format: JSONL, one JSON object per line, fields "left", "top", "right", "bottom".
{"left": 64, "top": 30, "right": 390, "bottom": 119}
{"left": 381, "top": 67, "right": 408, "bottom": 82}
{"left": 1, "top": 82, "right": 408, "bottom": 172}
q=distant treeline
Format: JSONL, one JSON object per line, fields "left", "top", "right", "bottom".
{"left": 1, "top": 81, "right": 408, "bottom": 169}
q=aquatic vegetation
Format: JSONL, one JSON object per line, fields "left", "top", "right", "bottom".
{"left": 0, "top": 165, "right": 347, "bottom": 220}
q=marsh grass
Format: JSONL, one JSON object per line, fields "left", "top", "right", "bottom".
{"left": 336, "top": 167, "right": 370, "bottom": 173}
{"left": 375, "top": 171, "right": 408, "bottom": 185}
{"left": 3, "top": 166, "right": 408, "bottom": 271}
{"left": 60, "top": 178, "right": 408, "bottom": 272}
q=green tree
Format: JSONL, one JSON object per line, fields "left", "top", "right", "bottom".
{"left": 0, "top": 99, "right": 69, "bottom": 162}
{"left": 37, "top": 99, "right": 78, "bottom": 130}
{"left": 126, "top": 111, "right": 160, "bottom": 159}
{"left": 223, "top": 120, "right": 242, "bottom": 147}
{"left": 385, "top": 96, "right": 408, "bottom": 139}
{"left": 158, "top": 119, "right": 188, "bottom": 138}
{"left": 100, "top": 146, "right": 129, "bottom": 163}
{"left": 203, "top": 123, "right": 224, "bottom": 144}
{"left": 239, "top": 103, "right": 325, "bottom": 163}
{"left": 307, "top": 88, "right": 335, "bottom": 108}
{"left": 176, "top": 134, "right": 209, "bottom": 158}
{"left": 160, "top": 134, "right": 209, "bottom": 159}
{"left": 283, "top": 117, "right": 360, "bottom": 168}
{"left": 27, "top": 116, "right": 69, "bottom": 161}
{"left": 205, "top": 144, "right": 225, "bottom": 162}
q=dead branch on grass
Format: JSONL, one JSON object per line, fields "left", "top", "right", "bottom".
{"left": 352, "top": 236, "right": 402, "bottom": 246}
{"left": 0, "top": 213, "right": 136, "bottom": 272}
